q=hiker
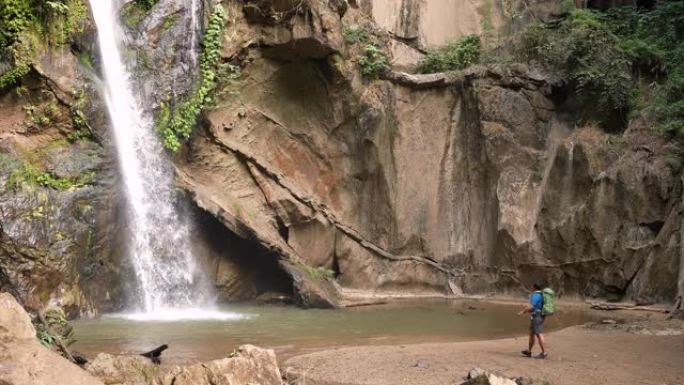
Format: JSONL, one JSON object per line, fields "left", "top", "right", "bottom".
{"left": 518, "top": 283, "right": 548, "bottom": 359}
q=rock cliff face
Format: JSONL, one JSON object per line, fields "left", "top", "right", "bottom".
{"left": 175, "top": 0, "right": 681, "bottom": 305}
{"left": 0, "top": 0, "right": 681, "bottom": 313}
{"left": 360, "top": 0, "right": 561, "bottom": 48}
{"left": 0, "top": 45, "right": 126, "bottom": 316}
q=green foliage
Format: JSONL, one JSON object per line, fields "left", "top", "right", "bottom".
{"left": 69, "top": 91, "right": 93, "bottom": 140}
{"left": 121, "top": 0, "right": 159, "bottom": 27}
{"left": 0, "top": 60, "right": 30, "bottom": 88}
{"left": 121, "top": 2, "right": 146, "bottom": 28}
{"left": 135, "top": 0, "right": 158, "bottom": 11}
{"left": 161, "top": 14, "right": 178, "bottom": 31}
{"left": 0, "top": 0, "right": 88, "bottom": 89}
{"left": 6, "top": 161, "right": 92, "bottom": 191}
{"left": 36, "top": 329, "right": 57, "bottom": 347}
{"left": 0, "top": 153, "right": 20, "bottom": 174}
{"left": 0, "top": 0, "right": 34, "bottom": 47}
{"left": 0, "top": 29, "right": 36, "bottom": 89}
{"left": 26, "top": 101, "right": 58, "bottom": 126}
{"left": 357, "top": 44, "right": 388, "bottom": 79}
{"left": 301, "top": 263, "right": 335, "bottom": 281}
{"left": 417, "top": 35, "right": 481, "bottom": 74}
{"left": 343, "top": 25, "right": 369, "bottom": 44}
{"left": 521, "top": 8, "right": 633, "bottom": 115}
{"left": 603, "top": 2, "right": 684, "bottom": 141}
{"left": 561, "top": 0, "right": 576, "bottom": 13}
{"left": 156, "top": 5, "right": 227, "bottom": 152}
{"left": 34, "top": 308, "right": 76, "bottom": 357}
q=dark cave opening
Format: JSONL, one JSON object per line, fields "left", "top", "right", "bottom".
{"left": 189, "top": 205, "right": 294, "bottom": 303}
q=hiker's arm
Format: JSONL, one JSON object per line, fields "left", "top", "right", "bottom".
{"left": 517, "top": 304, "right": 533, "bottom": 315}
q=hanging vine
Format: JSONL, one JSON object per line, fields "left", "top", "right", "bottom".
{"left": 156, "top": 5, "right": 227, "bottom": 152}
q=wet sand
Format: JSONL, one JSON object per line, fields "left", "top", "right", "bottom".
{"left": 284, "top": 319, "right": 684, "bottom": 385}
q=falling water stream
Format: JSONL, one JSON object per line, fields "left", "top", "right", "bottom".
{"left": 89, "top": 0, "right": 233, "bottom": 320}
{"left": 189, "top": 0, "right": 200, "bottom": 66}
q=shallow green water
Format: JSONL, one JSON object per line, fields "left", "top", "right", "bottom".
{"left": 71, "top": 300, "right": 597, "bottom": 364}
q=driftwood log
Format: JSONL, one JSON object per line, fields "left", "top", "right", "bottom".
{"left": 590, "top": 302, "right": 669, "bottom": 314}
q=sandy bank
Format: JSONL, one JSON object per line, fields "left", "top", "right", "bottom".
{"left": 284, "top": 320, "right": 684, "bottom": 385}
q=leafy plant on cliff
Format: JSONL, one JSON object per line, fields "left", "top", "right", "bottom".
{"left": 520, "top": 8, "right": 633, "bottom": 120}
{"left": 417, "top": 35, "right": 481, "bottom": 74}
{"left": 36, "top": 329, "right": 57, "bottom": 347}
{"left": 135, "top": 0, "right": 159, "bottom": 11}
{"left": 156, "top": 5, "right": 227, "bottom": 152}
{"left": 343, "top": 25, "right": 369, "bottom": 44}
{"left": 0, "top": 0, "right": 88, "bottom": 89}
{"left": 603, "top": 2, "right": 684, "bottom": 142}
{"left": 357, "top": 44, "right": 388, "bottom": 79}
{"left": 6, "top": 161, "right": 92, "bottom": 191}
{"left": 300, "top": 263, "right": 335, "bottom": 281}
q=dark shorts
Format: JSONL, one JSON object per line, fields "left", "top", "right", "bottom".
{"left": 530, "top": 313, "right": 545, "bottom": 335}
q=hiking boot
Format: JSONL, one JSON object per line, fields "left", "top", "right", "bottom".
{"left": 521, "top": 350, "right": 532, "bottom": 357}
{"left": 536, "top": 352, "right": 548, "bottom": 359}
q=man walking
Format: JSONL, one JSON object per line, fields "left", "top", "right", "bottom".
{"left": 518, "top": 283, "right": 548, "bottom": 359}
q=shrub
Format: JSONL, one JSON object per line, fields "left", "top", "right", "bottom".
{"left": 604, "top": 2, "right": 684, "bottom": 140}
{"left": 343, "top": 25, "right": 369, "bottom": 44}
{"left": 521, "top": 9, "right": 633, "bottom": 117}
{"left": 357, "top": 44, "right": 388, "bottom": 79}
{"left": 135, "top": 0, "right": 158, "bottom": 11}
{"left": 300, "top": 263, "right": 335, "bottom": 280}
{"left": 417, "top": 34, "right": 481, "bottom": 74}
{"left": 6, "top": 162, "right": 91, "bottom": 191}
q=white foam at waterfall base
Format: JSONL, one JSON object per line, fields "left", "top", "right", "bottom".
{"left": 89, "top": 0, "right": 213, "bottom": 315}
{"left": 107, "top": 308, "right": 256, "bottom": 322}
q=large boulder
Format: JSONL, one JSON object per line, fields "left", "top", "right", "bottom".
{"left": 159, "top": 345, "right": 282, "bottom": 385}
{"left": 85, "top": 353, "right": 158, "bottom": 385}
{"left": 0, "top": 293, "right": 105, "bottom": 385}
{"left": 85, "top": 344, "right": 282, "bottom": 385}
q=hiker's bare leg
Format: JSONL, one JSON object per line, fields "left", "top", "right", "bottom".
{"left": 537, "top": 333, "right": 546, "bottom": 354}
{"left": 528, "top": 331, "right": 535, "bottom": 351}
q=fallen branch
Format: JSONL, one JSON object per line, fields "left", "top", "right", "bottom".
{"left": 343, "top": 300, "right": 389, "bottom": 308}
{"left": 590, "top": 302, "right": 669, "bottom": 314}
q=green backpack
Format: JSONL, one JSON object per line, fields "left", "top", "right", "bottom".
{"left": 541, "top": 288, "right": 556, "bottom": 316}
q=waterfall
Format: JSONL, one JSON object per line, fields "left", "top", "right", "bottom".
{"left": 89, "top": 0, "right": 209, "bottom": 315}
{"left": 190, "top": 0, "right": 200, "bottom": 66}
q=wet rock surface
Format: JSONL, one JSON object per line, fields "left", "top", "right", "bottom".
{"left": 0, "top": 62, "right": 123, "bottom": 315}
